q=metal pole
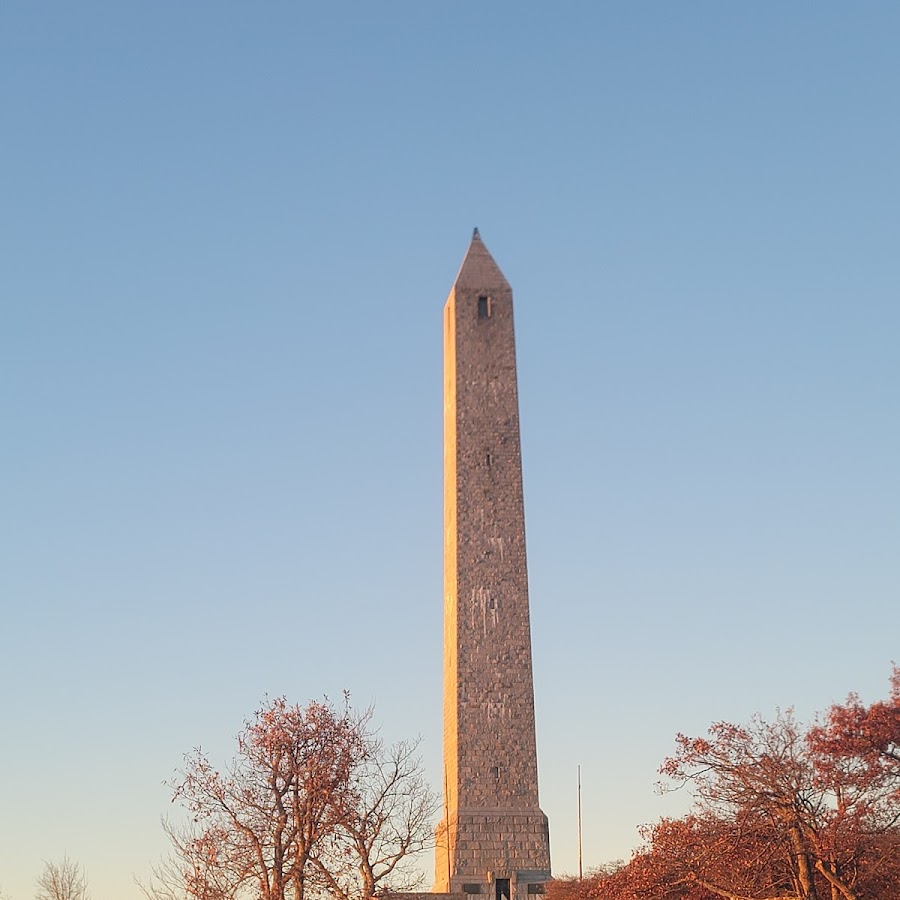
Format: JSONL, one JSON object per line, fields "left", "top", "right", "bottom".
{"left": 577, "top": 764, "right": 583, "bottom": 880}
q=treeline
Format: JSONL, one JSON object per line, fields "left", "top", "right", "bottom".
{"left": 18, "top": 670, "right": 899, "bottom": 900}
{"left": 5, "top": 698, "right": 433, "bottom": 900}
{"left": 549, "top": 666, "right": 900, "bottom": 900}
{"left": 3, "top": 696, "right": 436, "bottom": 900}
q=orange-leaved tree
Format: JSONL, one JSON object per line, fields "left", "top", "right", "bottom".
{"left": 147, "top": 695, "right": 436, "bottom": 900}
{"left": 584, "top": 668, "right": 900, "bottom": 900}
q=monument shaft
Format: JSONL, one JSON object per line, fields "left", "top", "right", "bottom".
{"left": 435, "top": 232, "right": 551, "bottom": 900}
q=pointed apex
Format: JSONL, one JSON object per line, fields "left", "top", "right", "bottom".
{"left": 453, "top": 229, "right": 510, "bottom": 293}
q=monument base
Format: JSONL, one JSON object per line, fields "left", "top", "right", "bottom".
{"left": 434, "top": 809, "right": 551, "bottom": 900}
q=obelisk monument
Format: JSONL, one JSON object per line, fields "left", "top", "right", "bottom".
{"left": 434, "top": 230, "right": 551, "bottom": 900}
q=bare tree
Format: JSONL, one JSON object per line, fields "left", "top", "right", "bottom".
{"left": 35, "top": 857, "right": 89, "bottom": 900}
{"left": 315, "top": 736, "right": 439, "bottom": 900}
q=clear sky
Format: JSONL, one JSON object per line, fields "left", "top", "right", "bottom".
{"left": 2, "top": 3, "right": 899, "bottom": 898}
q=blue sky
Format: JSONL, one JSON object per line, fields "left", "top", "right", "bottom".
{"left": 2, "top": 3, "right": 899, "bottom": 898}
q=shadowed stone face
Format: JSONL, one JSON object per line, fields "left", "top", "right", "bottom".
{"left": 435, "top": 232, "right": 551, "bottom": 900}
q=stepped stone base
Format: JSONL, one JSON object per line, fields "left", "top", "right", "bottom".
{"left": 387, "top": 895, "right": 466, "bottom": 900}
{"left": 434, "top": 809, "right": 551, "bottom": 899}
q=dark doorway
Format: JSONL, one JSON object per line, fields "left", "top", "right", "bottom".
{"left": 495, "top": 880, "right": 511, "bottom": 900}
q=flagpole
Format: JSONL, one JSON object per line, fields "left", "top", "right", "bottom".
{"left": 577, "top": 764, "right": 583, "bottom": 881}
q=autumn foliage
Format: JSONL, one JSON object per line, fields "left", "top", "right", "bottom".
{"left": 549, "top": 667, "right": 900, "bottom": 900}
{"left": 145, "top": 696, "right": 437, "bottom": 900}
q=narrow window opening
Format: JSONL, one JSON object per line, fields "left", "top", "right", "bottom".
{"left": 496, "top": 878, "right": 511, "bottom": 900}
{"left": 478, "top": 295, "right": 491, "bottom": 318}
{"left": 486, "top": 452, "right": 492, "bottom": 466}
{"left": 489, "top": 598, "right": 495, "bottom": 610}
{"left": 491, "top": 765, "right": 501, "bottom": 779}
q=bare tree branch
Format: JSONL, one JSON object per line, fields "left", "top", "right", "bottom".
{"left": 35, "top": 857, "right": 89, "bottom": 900}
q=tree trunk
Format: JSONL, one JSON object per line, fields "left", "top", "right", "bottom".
{"left": 789, "top": 826, "right": 818, "bottom": 900}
